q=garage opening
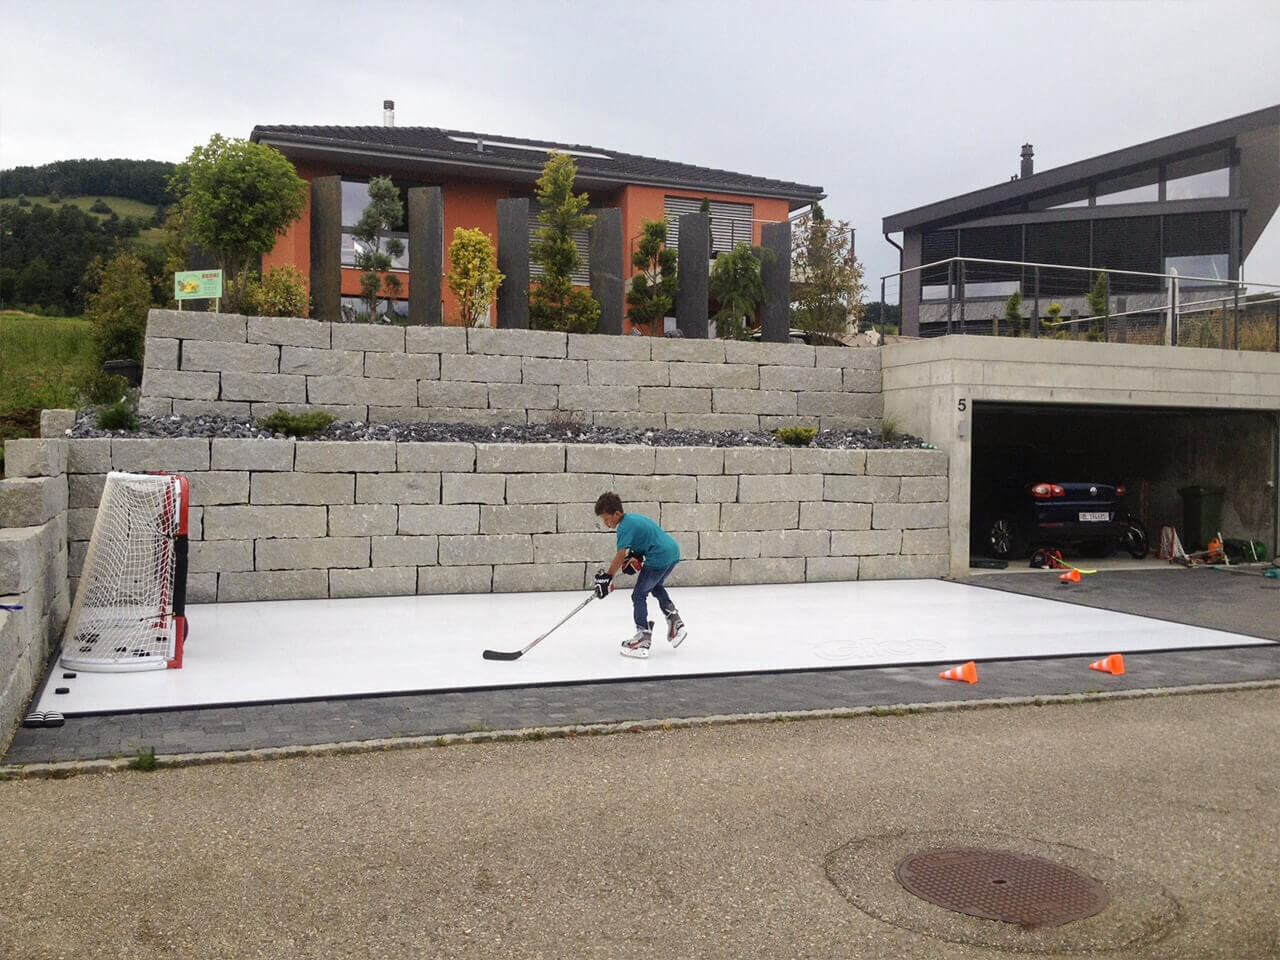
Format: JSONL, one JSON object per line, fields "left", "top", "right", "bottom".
{"left": 969, "top": 402, "right": 1278, "bottom": 561}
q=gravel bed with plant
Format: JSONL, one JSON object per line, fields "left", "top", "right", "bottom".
{"left": 67, "top": 411, "right": 928, "bottom": 450}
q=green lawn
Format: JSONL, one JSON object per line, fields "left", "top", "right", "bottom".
{"left": 0, "top": 311, "right": 95, "bottom": 466}
{"left": 0, "top": 193, "right": 159, "bottom": 221}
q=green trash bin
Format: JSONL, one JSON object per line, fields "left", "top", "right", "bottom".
{"left": 1178, "top": 485, "right": 1225, "bottom": 552}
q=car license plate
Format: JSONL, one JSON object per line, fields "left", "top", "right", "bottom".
{"left": 1079, "top": 511, "right": 1110, "bottom": 522}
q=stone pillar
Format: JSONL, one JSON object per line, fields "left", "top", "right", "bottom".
{"left": 589, "top": 207, "right": 624, "bottom": 335}
{"left": 408, "top": 186, "right": 443, "bottom": 326}
{"left": 309, "top": 176, "right": 342, "bottom": 323}
{"left": 676, "top": 212, "right": 710, "bottom": 338}
{"left": 497, "top": 198, "right": 530, "bottom": 329}
{"left": 760, "top": 220, "right": 792, "bottom": 343}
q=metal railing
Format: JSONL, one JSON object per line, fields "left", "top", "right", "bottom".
{"left": 877, "top": 257, "right": 1280, "bottom": 352}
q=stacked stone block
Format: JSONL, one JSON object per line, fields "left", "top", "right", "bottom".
{"left": 138, "top": 310, "right": 883, "bottom": 432}
{"left": 56, "top": 434, "right": 947, "bottom": 604}
{"left": 1, "top": 438, "right": 71, "bottom": 748}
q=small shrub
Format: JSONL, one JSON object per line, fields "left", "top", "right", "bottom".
{"left": 880, "top": 414, "right": 901, "bottom": 442}
{"left": 80, "top": 372, "right": 132, "bottom": 407}
{"left": 16, "top": 194, "right": 30, "bottom": 207}
{"left": 245, "top": 265, "right": 311, "bottom": 318}
{"left": 258, "top": 409, "right": 335, "bottom": 437}
{"left": 774, "top": 426, "right": 817, "bottom": 447}
{"left": 129, "top": 746, "right": 158, "bottom": 771}
{"left": 89, "top": 198, "right": 112, "bottom": 214}
{"left": 96, "top": 396, "right": 138, "bottom": 431}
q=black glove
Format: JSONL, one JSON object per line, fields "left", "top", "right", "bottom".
{"left": 593, "top": 571, "right": 613, "bottom": 599}
{"left": 621, "top": 549, "right": 645, "bottom": 576}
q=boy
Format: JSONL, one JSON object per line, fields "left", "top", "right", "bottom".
{"left": 593, "top": 491, "right": 687, "bottom": 658}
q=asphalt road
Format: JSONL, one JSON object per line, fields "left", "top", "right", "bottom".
{"left": 2, "top": 688, "right": 1277, "bottom": 960}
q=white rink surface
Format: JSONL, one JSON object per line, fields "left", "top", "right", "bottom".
{"left": 38, "top": 579, "right": 1272, "bottom": 716}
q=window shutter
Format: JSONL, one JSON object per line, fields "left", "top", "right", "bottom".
{"left": 664, "top": 196, "right": 754, "bottom": 254}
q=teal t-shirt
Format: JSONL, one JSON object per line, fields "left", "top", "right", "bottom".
{"left": 615, "top": 512, "right": 680, "bottom": 568}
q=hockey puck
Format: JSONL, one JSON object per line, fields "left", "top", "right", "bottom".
{"left": 42, "top": 712, "right": 65, "bottom": 728}
{"left": 22, "top": 712, "right": 45, "bottom": 728}
{"left": 62, "top": 672, "right": 76, "bottom": 679}
{"left": 55, "top": 687, "right": 70, "bottom": 694}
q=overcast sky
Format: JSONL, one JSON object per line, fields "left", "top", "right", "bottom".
{"left": 2, "top": 0, "right": 1278, "bottom": 295}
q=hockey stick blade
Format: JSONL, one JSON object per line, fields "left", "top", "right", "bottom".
{"left": 482, "top": 648, "right": 523, "bottom": 661}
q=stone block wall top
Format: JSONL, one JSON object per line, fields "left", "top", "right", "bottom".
{"left": 406, "top": 326, "right": 468, "bottom": 354}
{"left": 567, "top": 334, "right": 651, "bottom": 361}
{"left": 40, "top": 409, "right": 77, "bottom": 438}
{"left": 247, "top": 316, "right": 332, "bottom": 349}
{"left": 3, "top": 438, "right": 68, "bottom": 479}
{"left": 148, "top": 309, "right": 247, "bottom": 342}
{"left": 295, "top": 440, "right": 397, "bottom": 473}
{"left": 468, "top": 327, "right": 567, "bottom": 358}
{"left": 331, "top": 324, "right": 405, "bottom": 353}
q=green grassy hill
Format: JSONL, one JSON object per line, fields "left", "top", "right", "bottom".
{"left": 0, "top": 311, "right": 95, "bottom": 466}
{"left": 0, "top": 194, "right": 165, "bottom": 244}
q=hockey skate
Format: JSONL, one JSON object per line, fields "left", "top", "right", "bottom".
{"left": 621, "top": 622, "right": 653, "bottom": 659}
{"left": 664, "top": 609, "right": 687, "bottom": 648}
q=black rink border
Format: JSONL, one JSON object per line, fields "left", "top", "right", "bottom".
{"left": 825, "top": 829, "right": 1181, "bottom": 954}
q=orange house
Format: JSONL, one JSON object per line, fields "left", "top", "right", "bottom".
{"left": 252, "top": 116, "right": 824, "bottom": 331}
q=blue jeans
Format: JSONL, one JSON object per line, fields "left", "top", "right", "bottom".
{"left": 632, "top": 562, "right": 677, "bottom": 630}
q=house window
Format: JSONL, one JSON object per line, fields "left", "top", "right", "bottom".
{"left": 1165, "top": 255, "right": 1229, "bottom": 287}
{"left": 920, "top": 230, "right": 957, "bottom": 300}
{"left": 1095, "top": 169, "right": 1159, "bottom": 205}
{"left": 341, "top": 178, "right": 410, "bottom": 271}
{"left": 1165, "top": 150, "right": 1231, "bottom": 200}
{"left": 1163, "top": 211, "right": 1230, "bottom": 287}
{"left": 664, "top": 197, "right": 754, "bottom": 255}
{"left": 339, "top": 294, "right": 408, "bottom": 324}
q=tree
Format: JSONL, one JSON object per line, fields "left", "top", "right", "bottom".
{"left": 85, "top": 250, "right": 151, "bottom": 366}
{"left": 169, "top": 134, "right": 307, "bottom": 314}
{"left": 625, "top": 219, "right": 677, "bottom": 333}
{"left": 790, "top": 203, "right": 865, "bottom": 338}
{"left": 446, "top": 227, "right": 504, "bottom": 327}
{"left": 529, "top": 152, "right": 600, "bottom": 333}
{"left": 710, "top": 242, "right": 771, "bottom": 340}
{"left": 1085, "top": 271, "right": 1110, "bottom": 341}
{"left": 1004, "top": 290, "right": 1025, "bottom": 336}
{"left": 352, "top": 176, "right": 405, "bottom": 322}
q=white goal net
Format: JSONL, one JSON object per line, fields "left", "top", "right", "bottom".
{"left": 61, "top": 472, "right": 189, "bottom": 672}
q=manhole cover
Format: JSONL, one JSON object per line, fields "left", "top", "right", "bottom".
{"left": 895, "top": 847, "right": 1109, "bottom": 927}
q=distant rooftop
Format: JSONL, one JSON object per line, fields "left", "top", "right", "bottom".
{"left": 251, "top": 123, "right": 825, "bottom": 210}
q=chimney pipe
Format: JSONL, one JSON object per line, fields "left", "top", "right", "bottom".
{"left": 1020, "top": 143, "right": 1034, "bottom": 178}
{"left": 383, "top": 100, "right": 395, "bottom": 127}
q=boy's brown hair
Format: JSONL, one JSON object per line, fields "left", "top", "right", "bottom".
{"left": 594, "top": 491, "right": 623, "bottom": 516}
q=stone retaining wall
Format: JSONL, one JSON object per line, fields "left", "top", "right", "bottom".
{"left": 53, "top": 436, "right": 948, "bottom": 604}
{"left": 137, "top": 310, "right": 883, "bottom": 432}
{"left": 1, "top": 427, "right": 72, "bottom": 748}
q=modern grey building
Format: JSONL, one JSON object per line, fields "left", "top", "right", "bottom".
{"left": 883, "top": 105, "right": 1280, "bottom": 337}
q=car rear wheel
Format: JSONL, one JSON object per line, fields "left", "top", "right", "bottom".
{"left": 985, "top": 515, "right": 1024, "bottom": 560}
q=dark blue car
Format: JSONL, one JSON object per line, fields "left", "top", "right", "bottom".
{"left": 972, "top": 444, "right": 1148, "bottom": 561}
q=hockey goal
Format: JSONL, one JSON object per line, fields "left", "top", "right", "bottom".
{"left": 61, "top": 472, "right": 189, "bottom": 672}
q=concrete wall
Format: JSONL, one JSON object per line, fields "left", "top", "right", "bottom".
{"left": 881, "top": 336, "right": 1280, "bottom": 574}
{"left": 55, "top": 438, "right": 947, "bottom": 604}
{"left": 136, "top": 310, "right": 884, "bottom": 433}
{"left": 0, "top": 437, "right": 71, "bottom": 750}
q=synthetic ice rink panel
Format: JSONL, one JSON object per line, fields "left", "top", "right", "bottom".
{"left": 37, "top": 579, "right": 1273, "bottom": 716}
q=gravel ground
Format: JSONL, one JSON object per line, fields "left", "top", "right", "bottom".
{"left": 1, "top": 690, "right": 1276, "bottom": 960}
{"left": 68, "top": 412, "right": 929, "bottom": 449}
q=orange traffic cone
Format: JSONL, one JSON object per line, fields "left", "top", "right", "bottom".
{"left": 1058, "top": 568, "right": 1081, "bottom": 583}
{"left": 1089, "top": 653, "right": 1125, "bottom": 675}
{"left": 939, "top": 660, "right": 978, "bottom": 683}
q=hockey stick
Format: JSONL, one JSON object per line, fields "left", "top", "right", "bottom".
{"left": 482, "top": 592, "right": 595, "bottom": 661}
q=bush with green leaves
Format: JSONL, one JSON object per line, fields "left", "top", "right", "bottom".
{"left": 710, "top": 243, "right": 772, "bottom": 340}
{"left": 446, "top": 227, "right": 504, "bottom": 326}
{"left": 774, "top": 426, "right": 817, "bottom": 447}
{"left": 245, "top": 264, "right": 311, "bottom": 317}
{"left": 626, "top": 219, "right": 678, "bottom": 333}
{"left": 85, "top": 250, "right": 150, "bottom": 368}
{"left": 96, "top": 396, "right": 138, "bottom": 431}
{"left": 89, "top": 198, "right": 112, "bottom": 214}
{"left": 258, "top": 409, "right": 335, "bottom": 437}
{"left": 353, "top": 176, "right": 405, "bottom": 322}
{"left": 529, "top": 152, "right": 600, "bottom": 333}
